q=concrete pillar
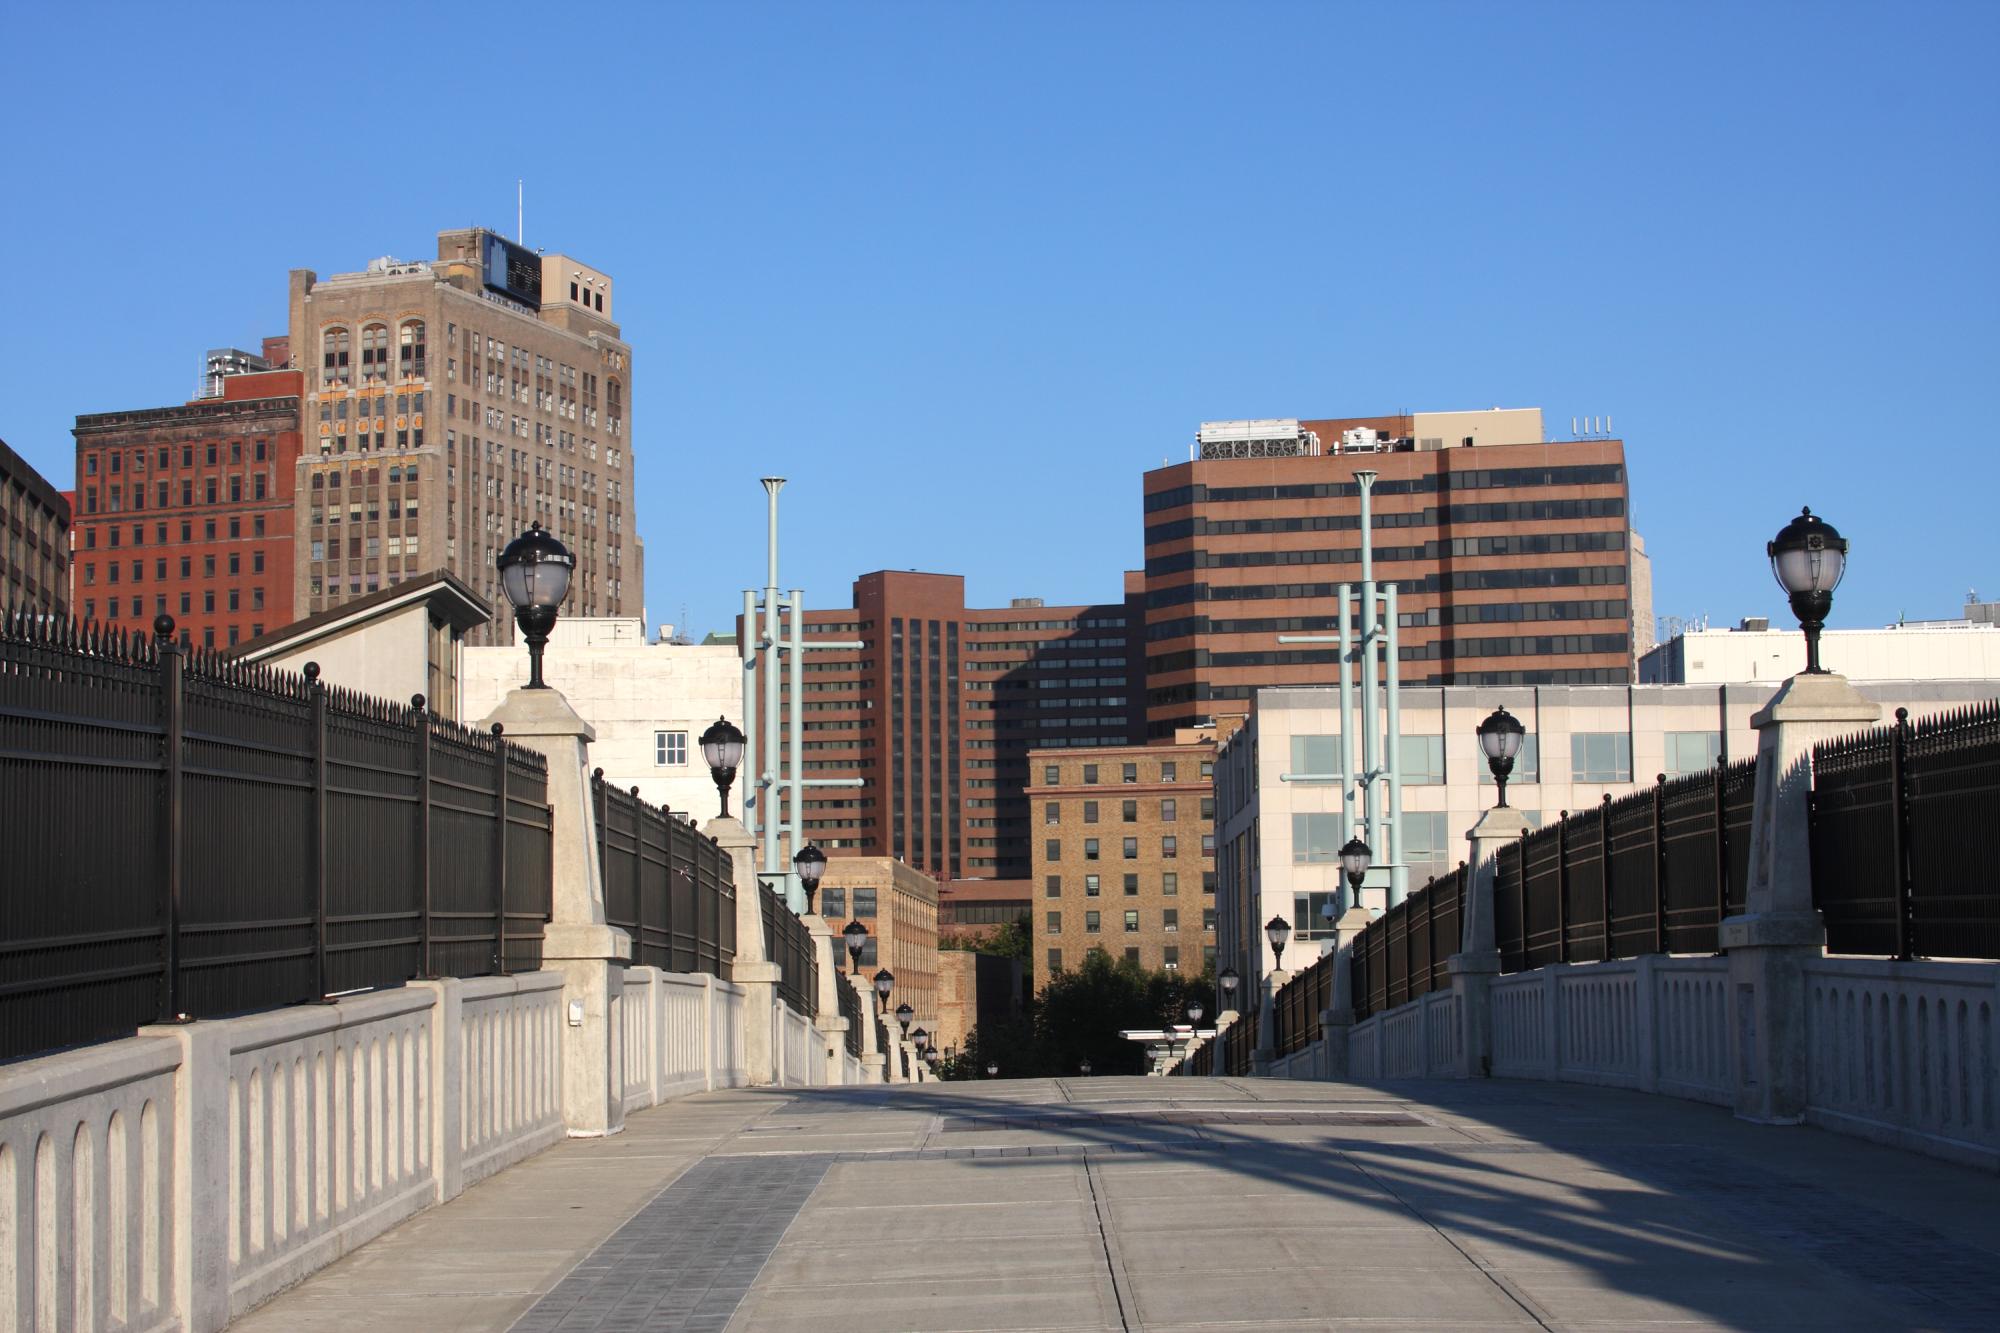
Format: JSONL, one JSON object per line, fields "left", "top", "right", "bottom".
{"left": 1210, "top": 1009, "right": 1238, "bottom": 1077}
{"left": 1450, "top": 805, "right": 1529, "bottom": 1079}
{"left": 807, "top": 915, "right": 851, "bottom": 1084}
{"left": 1317, "top": 906, "right": 1373, "bottom": 1079}
{"left": 409, "top": 977, "right": 464, "bottom": 1203}
{"left": 1722, "top": 672, "right": 1878, "bottom": 1124}
{"left": 707, "top": 813, "right": 783, "bottom": 1086}
{"left": 481, "top": 687, "right": 630, "bottom": 1138}
{"left": 138, "top": 1020, "right": 230, "bottom": 1333}
{"left": 1250, "top": 969, "right": 1289, "bottom": 1074}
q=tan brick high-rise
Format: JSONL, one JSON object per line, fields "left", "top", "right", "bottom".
{"left": 288, "top": 229, "right": 641, "bottom": 643}
{"left": 1029, "top": 733, "right": 1219, "bottom": 977}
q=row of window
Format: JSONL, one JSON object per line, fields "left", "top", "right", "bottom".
{"left": 1050, "top": 908, "right": 1216, "bottom": 934}
{"left": 1043, "top": 835, "right": 1215, "bottom": 860}
{"left": 1042, "top": 797, "right": 1215, "bottom": 824}
{"left": 1039, "top": 758, "right": 1212, "bottom": 786}
{"left": 1280, "top": 731, "right": 1721, "bottom": 792}
{"left": 1045, "top": 944, "right": 1212, "bottom": 973}
{"left": 1147, "top": 599, "right": 1628, "bottom": 642}
{"left": 1143, "top": 464, "right": 1627, "bottom": 513}
{"left": 82, "top": 438, "right": 274, "bottom": 479}
{"left": 816, "top": 887, "right": 877, "bottom": 918}
{"left": 81, "top": 468, "right": 273, "bottom": 515}
{"left": 1145, "top": 563, "right": 1629, "bottom": 610}
{"left": 1046, "top": 871, "right": 1217, "bottom": 896}
{"left": 1143, "top": 496, "right": 1626, "bottom": 546}
{"left": 80, "top": 551, "right": 266, "bottom": 587}
{"left": 79, "top": 591, "right": 265, "bottom": 633}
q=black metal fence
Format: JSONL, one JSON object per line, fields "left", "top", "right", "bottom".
{"left": 593, "top": 773, "right": 735, "bottom": 979}
{"left": 1273, "top": 943, "right": 1335, "bottom": 1055}
{"left": 1812, "top": 702, "right": 2000, "bottom": 960}
{"left": 836, "top": 970, "right": 864, "bottom": 1057}
{"left": 761, "top": 886, "right": 818, "bottom": 1019}
{"left": 1, "top": 610, "right": 553, "bottom": 1064}
{"left": 1352, "top": 862, "right": 1466, "bottom": 1019}
{"left": 1495, "top": 758, "right": 1755, "bottom": 973}
{"left": 1222, "top": 1012, "right": 1253, "bottom": 1075}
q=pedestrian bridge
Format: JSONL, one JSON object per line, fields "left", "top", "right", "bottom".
{"left": 226, "top": 1074, "right": 1998, "bottom": 1332}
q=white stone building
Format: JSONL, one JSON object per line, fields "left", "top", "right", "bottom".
{"left": 1214, "top": 677, "right": 2000, "bottom": 992}
{"left": 1640, "top": 618, "right": 2000, "bottom": 684}
{"left": 462, "top": 617, "right": 742, "bottom": 819}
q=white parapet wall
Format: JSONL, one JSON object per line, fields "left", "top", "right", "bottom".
{"left": 1802, "top": 958, "right": 1999, "bottom": 1170}
{"left": 0, "top": 966, "right": 801, "bottom": 1332}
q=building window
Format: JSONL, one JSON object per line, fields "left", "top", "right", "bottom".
{"left": 1121, "top": 800, "right": 1137, "bottom": 823}
{"left": 1084, "top": 839, "right": 1099, "bottom": 861}
{"left": 1203, "top": 908, "right": 1216, "bottom": 931}
{"left": 654, "top": 730, "right": 688, "bottom": 766}
{"left": 1665, "top": 731, "right": 1723, "bottom": 777}
{"left": 360, "top": 324, "right": 390, "bottom": 382}
{"left": 1123, "top": 910, "right": 1139, "bottom": 933}
{"left": 1083, "top": 764, "right": 1099, "bottom": 785}
{"left": 1399, "top": 735, "right": 1446, "bottom": 784}
{"left": 822, "top": 888, "right": 845, "bottom": 918}
{"left": 1046, "top": 911, "right": 1062, "bottom": 933}
{"left": 1045, "top": 875, "right": 1061, "bottom": 897}
{"left": 1045, "top": 839, "right": 1060, "bottom": 861}
{"left": 1160, "top": 798, "right": 1176, "bottom": 821}
{"left": 1084, "top": 875, "right": 1099, "bottom": 897}
{"left": 1163, "top": 945, "right": 1179, "bottom": 970}
{"left": 322, "top": 327, "right": 350, "bottom": 386}
{"left": 1160, "top": 836, "right": 1176, "bottom": 859}
{"left": 1047, "top": 949, "right": 1063, "bottom": 972}
{"left": 1044, "top": 765, "right": 1059, "bottom": 784}
{"left": 1083, "top": 800, "right": 1099, "bottom": 824}
{"left": 1404, "top": 811, "right": 1452, "bottom": 887}
{"left": 1123, "top": 837, "right": 1139, "bottom": 859}
{"left": 1085, "top": 911, "right": 1100, "bottom": 934}
{"left": 1163, "top": 909, "right": 1179, "bottom": 933}
{"left": 1044, "top": 802, "right": 1060, "bottom": 825}
{"left": 1122, "top": 763, "right": 1137, "bottom": 783}
{"left": 1162, "top": 762, "right": 1177, "bottom": 782}
{"left": 1291, "top": 813, "right": 1344, "bottom": 864}
{"left": 1571, "top": 732, "right": 1632, "bottom": 783}
{"left": 1162, "top": 872, "right": 1178, "bottom": 896}
{"left": 853, "top": 887, "right": 877, "bottom": 918}
{"left": 1123, "top": 874, "right": 1139, "bottom": 896}
{"left": 399, "top": 320, "right": 427, "bottom": 378}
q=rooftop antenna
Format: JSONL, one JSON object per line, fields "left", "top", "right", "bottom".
{"left": 517, "top": 180, "right": 523, "bottom": 243}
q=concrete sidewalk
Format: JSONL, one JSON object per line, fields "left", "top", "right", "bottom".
{"left": 234, "top": 1076, "right": 2000, "bottom": 1332}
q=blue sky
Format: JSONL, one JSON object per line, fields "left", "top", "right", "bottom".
{"left": 2, "top": 2, "right": 1994, "bottom": 638}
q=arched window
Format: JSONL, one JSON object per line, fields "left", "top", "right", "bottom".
{"left": 321, "top": 327, "right": 349, "bottom": 387}
{"left": 360, "top": 324, "right": 390, "bottom": 382}
{"left": 606, "top": 377, "right": 623, "bottom": 424}
{"left": 398, "top": 320, "right": 426, "bottom": 379}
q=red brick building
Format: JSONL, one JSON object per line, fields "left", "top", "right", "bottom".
{"left": 749, "top": 570, "right": 1146, "bottom": 883}
{"left": 72, "top": 368, "right": 304, "bottom": 649}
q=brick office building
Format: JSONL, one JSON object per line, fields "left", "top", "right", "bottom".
{"left": 287, "top": 230, "right": 641, "bottom": 643}
{"left": 1141, "top": 409, "right": 1650, "bottom": 737}
{"left": 816, "top": 857, "right": 941, "bottom": 1033}
{"left": 71, "top": 365, "right": 303, "bottom": 648}
{"left": 761, "top": 570, "right": 1145, "bottom": 883}
{"left": 0, "top": 437, "right": 72, "bottom": 619}
{"left": 1027, "top": 733, "right": 1218, "bottom": 978}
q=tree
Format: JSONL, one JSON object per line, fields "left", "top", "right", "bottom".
{"left": 940, "top": 912, "right": 1030, "bottom": 960}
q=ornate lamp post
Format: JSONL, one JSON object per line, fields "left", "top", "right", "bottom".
{"left": 894, "top": 1001, "right": 914, "bottom": 1035}
{"left": 912, "top": 1027, "right": 930, "bottom": 1058}
{"left": 793, "top": 843, "right": 826, "bottom": 913}
{"left": 873, "top": 968, "right": 895, "bottom": 1010}
{"left": 1476, "top": 707, "right": 1527, "bottom": 809}
{"left": 496, "top": 522, "right": 574, "bottom": 690}
{"left": 1218, "top": 966, "right": 1240, "bottom": 1011}
{"left": 1768, "top": 506, "right": 1849, "bottom": 675}
{"left": 986, "top": 1062, "right": 999, "bottom": 1079}
{"left": 1079, "top": 1059, "right": 1092, "bottom": 1076}
{"left": 1337, "top": 836, "right": 1372, "bottom": 916}
{"left": 1265, "top": 915, "right": 1292, "bottom": 970}
{"left": 842, "top": 919, "right": 868, "bottom": 974}
{"left": 698, "top": 717, "right": 745, "bottom": 819}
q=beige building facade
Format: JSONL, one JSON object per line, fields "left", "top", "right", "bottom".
{"left": 462, "top": 617, "right": 741, "bottom": 820}
{"left": 1028, "top": 736, "right": 1219, "bottom": 978}
{"left": 818, "top": 857, "right": 941, "bottom": 1034}
{"left": 287, "top": 228, "right": 640, "bottom": 645}
{"left": 1214, "top": 678, "right": 2000, "bottom": 988}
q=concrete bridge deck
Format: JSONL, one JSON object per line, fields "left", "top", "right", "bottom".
{"left": 234, "top": 1076, "right": 2000, "bottom": 1333}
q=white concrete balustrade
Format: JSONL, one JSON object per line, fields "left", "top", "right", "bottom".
{"left": 0, "top": 964, "right": 811, "bottom": 1331}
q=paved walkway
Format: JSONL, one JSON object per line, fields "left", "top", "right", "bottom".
{"left": 234, "top": 1076, "right": 2000, "bottom": 1332}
